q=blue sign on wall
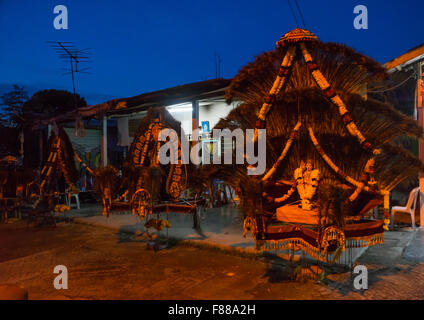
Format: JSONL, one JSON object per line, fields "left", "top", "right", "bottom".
{"left": 201, "top": 121, "right": 210, "bottom": 133}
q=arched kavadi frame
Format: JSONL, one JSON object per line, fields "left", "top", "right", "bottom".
{"left": 213, "top": 28, "right": 424, "bottom": 263}
{"left": 128, "top": 107, "right": 186, "bottom": 201}
{"left": 34, "top": 108, "right": 202, "bottom": 228}
{"left": 39, "top": 125, "right": 80, "bottom": 196}
{"left": 111, "top": 107, "right": 204, "bottom": 228}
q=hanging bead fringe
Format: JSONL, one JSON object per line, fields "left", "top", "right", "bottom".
{"left": 256, "top": 233, "right": 384, "bottom": 264}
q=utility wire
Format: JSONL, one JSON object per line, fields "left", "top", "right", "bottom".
{"left": 367, "top": 73, "right": 415, "bottom": 93}
{"left": 287, "top": 0, "right": 300, "bottom": 28}
{"left": 294, "top": 0, "right": 307, "bottom": 29}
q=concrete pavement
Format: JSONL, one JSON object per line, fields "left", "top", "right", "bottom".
{"left": 65, "top": 204, "right": 258, "bottom": 253}
{"left": 1, "top": 209, "right": 424, "bottom": 299}
{"left": 64, "top": 204, "right": 372, "bottom": 263}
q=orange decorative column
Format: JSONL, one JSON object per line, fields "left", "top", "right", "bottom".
{"left": 418, "top": 61, "right": 424, "bottom": 227}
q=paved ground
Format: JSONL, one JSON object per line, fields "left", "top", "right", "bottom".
{"left": 1, "top": 219, "right": 424, "bottom": 300}
{"left": 67, "top": 204, "right": 257, "bottom": 250}
{"left": 66, "top": 205, "right": 366, "bottom": 262}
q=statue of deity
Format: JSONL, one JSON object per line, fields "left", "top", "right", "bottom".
{"left": 362, "top": 158, "right": 378, "bottom": 191}
{"left": 294, "top": 160, "right": 320, "bottom": 210}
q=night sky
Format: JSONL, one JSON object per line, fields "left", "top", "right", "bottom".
{"left": 0, "top": 0, "right": 423, "bottom": 105}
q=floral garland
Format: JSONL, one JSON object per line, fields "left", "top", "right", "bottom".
{"left": 74, "top": 152, "right": 94, "bottom": 176}
{"left": 253, "top": 45, "right": 296, "bottom": 143}
{"left": 117, "top": 190, "right": 129, "bottom": 201}
{"left": 299, "top": 43, "right": 381, "bottom": 156}
{"left": 309, "top": 126, "right": 378, "bottom": 202}
{"left": 40, "top": 137, "right": 77, "bottom": 193}
{"left": 166, "top": 134, "right": 185, "bottom": 200}
{"left": 257, "top": 29, "right": 380, "bottom": 156}
{"left": 249, "top": 28, "right": 391, "bottom": 227}
{"left": 54, "top": 204, "right": 70, "bottom": 213}
{"left": 40, "top": 139, "right": 59, "bottom": 190}
{"left": 132, "top": 122, "right": 155, "bottom": 166}
{"left": 299, "top": 42, "right": 388, "bottom": 207}
{"left": 131, "top": 119, "right": 185, "bottom": 200}
{"left": 308, "top": 126, "right": 364, "bottom": 190}
{"left": 309, "top": 126, "right": 391, "bottom": 228}
{"left": 308, "top": 125, "right": 391, "bottom": 222}
{"left": 276, "top": 187, "right": 296, "bottom": 203}
{"left": 276, "top": 28, "right": 318, "bottom": 47}
{"left": 251, "top": 33, "right": 381, "bottom": 198}
{"left": 262, "top": 121, "right": 301, "bottom": 181}
{"left": 263, "top": 186, "right": 296, "bottom": 204}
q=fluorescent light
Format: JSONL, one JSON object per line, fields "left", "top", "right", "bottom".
{"left": 168, "top": 107, "right": 193, "bottom": 113}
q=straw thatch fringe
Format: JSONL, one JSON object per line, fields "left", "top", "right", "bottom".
{"left": 262, "top": 121, "right": 301, "bottom": 181}
{"left": 226, "top": 41, "right": 387, "bottom": 105}
{"left": 216, "top": 77, "right": 424, "bottom": 193}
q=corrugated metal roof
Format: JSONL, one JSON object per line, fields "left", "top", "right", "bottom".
{"left": 27, "top": 79, "right": 232, "bottom": 125}
{"left": 385, "top": 43, "right": 424, "bottom": 70}
{"left": 106, "top": 78, "right": 231, "bottom": 116}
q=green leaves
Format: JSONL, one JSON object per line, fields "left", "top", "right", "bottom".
{"left": 0, "top": 84, "right": 28, "bottom": 127}
{"left": 22, "top": 89, "right": 86, "bottom": 116}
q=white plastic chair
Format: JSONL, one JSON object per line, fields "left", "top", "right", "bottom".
{"left": 65, "top": 192, "right": 80, "bottom": 210}
{"left": 391, "top": 187, "right": 419, "bottom": 229}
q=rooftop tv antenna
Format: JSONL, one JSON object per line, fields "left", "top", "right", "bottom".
{"left": 47, "top": 41, "right": 93, "bottom": 106}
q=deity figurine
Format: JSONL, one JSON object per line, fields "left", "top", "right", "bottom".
{"left": 294, "top": 160, "right": 320, "bottom": 210}
{"left": 361, "top": 158, "right": 378, "bottom": 191}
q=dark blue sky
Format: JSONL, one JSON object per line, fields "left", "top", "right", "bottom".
{"left": 0, "top": 0, "right": 423, "bottom": 105}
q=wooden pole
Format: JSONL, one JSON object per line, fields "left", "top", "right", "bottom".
{"left": 192, "top": 100, "right": 199, "bottom": 145}
{"left": 101, "top": 115, "right": 108, "bottom": 167}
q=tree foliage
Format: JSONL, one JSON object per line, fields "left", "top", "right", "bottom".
{"left": 22, "top": 89, "right": 87, "bottom": 116}
{"left": 0, "top": 84, "right": 28, "bottom": 127}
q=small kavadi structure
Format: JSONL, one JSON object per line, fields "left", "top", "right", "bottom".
{"left": 35, "top": 107, "right": 202, "bottom": 231}
{"left": 104, "top": 107, "right": 203, "bottom": 229}
{"left": 39, "top": 125, "right": 80, "bottom": 195}
{"left": 211, "top": 28, "right": 424, "bottom": 263}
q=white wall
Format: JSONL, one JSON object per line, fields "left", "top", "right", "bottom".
{"left": 167, "top": 101, "right": 234, "bottom": 135}
{"left": 167, "top": 105, "right": 192, "bottom": 135}
{"left": 199, "top": 101, "right": 234, "bottom": 132}
{"left": 114, "top": 100, "right": 235, "bottom": 140}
